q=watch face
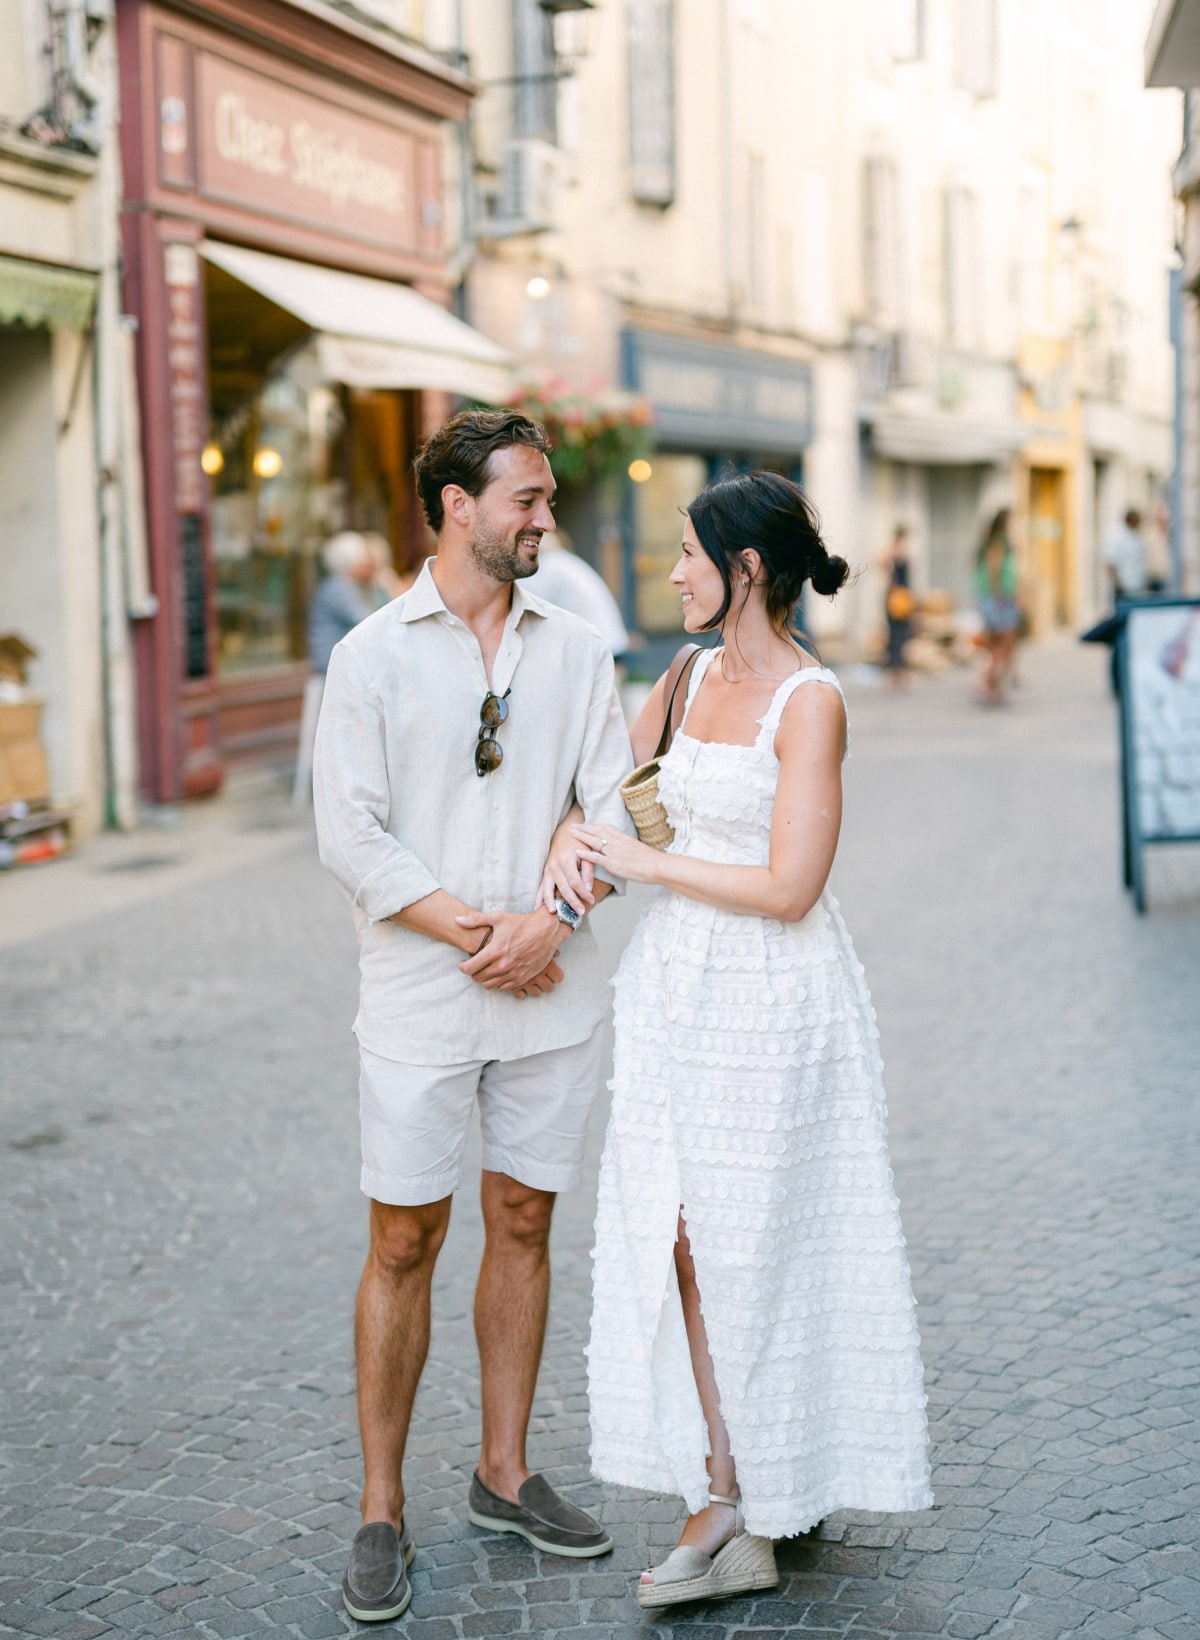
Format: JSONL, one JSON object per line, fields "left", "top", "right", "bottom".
{"left": 555, "top": 897, "right": 581, "bottom": 929}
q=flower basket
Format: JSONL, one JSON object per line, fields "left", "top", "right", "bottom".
{"left": 502, "top": 372, "right": 655, "bottom": 486}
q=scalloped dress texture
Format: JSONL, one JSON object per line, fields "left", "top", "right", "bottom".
{"left": 587, "top": 652, "right": 933, "bottom": 1540}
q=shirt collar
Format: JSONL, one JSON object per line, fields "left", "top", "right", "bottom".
{"left": 395, "top": 556, "right": 553, "bottom": 625}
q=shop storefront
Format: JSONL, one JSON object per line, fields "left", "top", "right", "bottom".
{"left": 117, "top": 0, "right": 509, "bottom": 800}
{"left": 621, "top": 329, "right": 815, "bottom": 650}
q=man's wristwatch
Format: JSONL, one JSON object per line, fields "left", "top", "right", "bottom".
{"left": 553, "top": 896, "right": 582, "bottom": 932}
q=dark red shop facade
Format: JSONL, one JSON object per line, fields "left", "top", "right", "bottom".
{"left": 117, "top": 0, "right": 510, "bottom": 800}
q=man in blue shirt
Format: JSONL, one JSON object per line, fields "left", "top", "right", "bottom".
{"left": 308, "top": 531, "right": 377, "bottom": 672}
{"left": 292, "top": 533, "right": 378, "bottom": 805}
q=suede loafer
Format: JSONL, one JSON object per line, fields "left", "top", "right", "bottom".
{"left": 468, "top": 1471, "right": 613, "bottom": 1557}
{"left": 342, "top": 1519, "right": 416, "bottom": 1622}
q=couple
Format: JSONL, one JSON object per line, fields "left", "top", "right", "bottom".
{"left": 314, "top": 410, "right": 932, "bottom": 1623}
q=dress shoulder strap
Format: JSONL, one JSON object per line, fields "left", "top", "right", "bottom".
{"left": 682, "top": 646, "right": 716, "bottom": 718}
{"left": 756, "top": 666, "right": 849, "bottom": 756}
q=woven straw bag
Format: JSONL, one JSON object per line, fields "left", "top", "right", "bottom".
{"left": 620, "top": 644, "right": 702, "bottom": 849}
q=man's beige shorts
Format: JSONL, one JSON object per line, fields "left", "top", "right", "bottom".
{"left": 358, "top": 1026, "right": 606, "bottom": 1206}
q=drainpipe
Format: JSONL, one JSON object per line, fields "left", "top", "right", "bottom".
{"left": 93, "top": 19, "right": 144, "bottom": 829}
{"left": 719, "top": 0, "right": 736, "bottom": 324}
{"left": 446, "top": 0, "right": 478, "bottom": 308}
{"left": 1169, "top": 262, "right": 1184, "bottom": 595}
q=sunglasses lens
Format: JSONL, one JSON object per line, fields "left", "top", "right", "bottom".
{"left": 475, "top": 737, "right": 503, "bottom": 775}
{"left": 480, "top": 694, "right": 509, "bottom": 729}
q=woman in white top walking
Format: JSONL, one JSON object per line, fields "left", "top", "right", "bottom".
{"left": 566, "top": 471, "right": 932, "bottom": 1608}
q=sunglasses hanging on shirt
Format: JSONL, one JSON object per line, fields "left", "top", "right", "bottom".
{"left": 475, "top": 689, "right": 511, "bottom": 776}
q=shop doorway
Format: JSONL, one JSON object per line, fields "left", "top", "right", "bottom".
{"left": 204, "top": 261, "right": 422, "bottom": 680}
{"left": 928, "top": 466, "right": 987, "bottom": 609}
{"left": 1028, "top": 465, "right": 1070, "bottom": 631}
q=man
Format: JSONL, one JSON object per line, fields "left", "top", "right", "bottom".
{"left": 533, "top": 528, "right": 631, "bottom": 658}
{"left": 313, "top": 410, "right": 634, "bottom": 1623}
{"left": 1103, "top": 508, "right": 1148, "bottom": 601}
{"left": 293, "top": 532, "right": 379, "bottom": 806}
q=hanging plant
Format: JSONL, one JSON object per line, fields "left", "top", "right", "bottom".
{"left": 503, "top": 372, "right": 655, "bottom": 486}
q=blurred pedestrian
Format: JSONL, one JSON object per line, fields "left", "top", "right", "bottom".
{"left": 1103, "top": 509, "right": 1147, "bottom": 602}
{"left": 879, "top": 523, "right": 916, "bottom": 687}
{"left": 545, "top": 471, "right": 932, "bottom": 1609}
{"left": 533, "top": 528, "right": 631, "bottom": 658}
{"left": 291, "top": 532, "right": 376, "bottom": 805}
{"left": 363, "top": 531, "right": 405, "bottom": 605}
{"left": 308, "top": 531, "right": 377, "bottom": 669}
{"left": 313, "top": 410, "right": 633, "bottom": 1623}
{"left": 974, "top": 508, "right": 1021, "bottom": 705}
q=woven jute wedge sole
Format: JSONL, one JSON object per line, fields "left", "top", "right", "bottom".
{"left": 635, "top": 1530, "right": 778, "bottom": 1609}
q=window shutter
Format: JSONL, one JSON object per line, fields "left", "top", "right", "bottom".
{"left": 944, "top": 185, "right": 981, "bottom": 348}
{"left": 628, "top": 0, "right": 676, "bottom": 206}
{"left": 954, "top": 0, "right": 997, "bottom": 99}
{"left": 882, "top": 0, "right": 926, "bottom": 62}
{"left": 515, "top": 0, "right": 558, "bottom": 142}
{"left": 864, "top": 155, "right": 900, "bottom": 326}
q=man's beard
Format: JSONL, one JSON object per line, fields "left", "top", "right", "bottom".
{"left": 469, "top": 509, "right": 537, "bottom": 583}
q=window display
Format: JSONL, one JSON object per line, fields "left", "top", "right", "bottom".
{"left": 633, "top": 454, "right": 708, "bottom": 633}
{"left": 204, "top": 261, "right": 419, "bottom": 674}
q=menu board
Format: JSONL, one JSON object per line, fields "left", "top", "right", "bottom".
{"left": 1126, "top": 602, "right": 1200, "bottom": 841}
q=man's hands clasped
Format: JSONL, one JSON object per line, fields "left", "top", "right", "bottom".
{"left": 456, "top": 907, "right": 569, "bottom": 1000}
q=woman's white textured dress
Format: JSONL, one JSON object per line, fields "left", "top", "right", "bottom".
{"left": 588, "top": 652, "right": 932, "bottom": 1539}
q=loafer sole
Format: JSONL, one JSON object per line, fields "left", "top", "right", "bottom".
{"left": 341, "top": 1537, "right": 415, "bottom": 1621}
{"left": 341, "top": 1578, "right": 412, "bottom": 1623}
{"left": 467, "top": 1505, "right": 613, "bottom": 1558}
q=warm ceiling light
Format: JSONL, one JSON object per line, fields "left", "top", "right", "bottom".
{"left": 253, "top": 447, "right": 283, "bottom": 478}
{"left": 526, "top": 275, "right": 552, "bottom": 300}
{"left": 200, "top": 443, "right": 224, "bottom": 476}
{"left": 628, "top": 459, "right": 653, "bottom": 483}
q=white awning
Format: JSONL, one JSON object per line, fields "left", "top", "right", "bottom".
{"left": 866, "top": 410, "right": 1026, "bottom": 466}
{"left": 201, "top": 241, "right": 514, "bottom": 404}
{"left": 1145, "top": 0, "right": 1200, "bottom": 87}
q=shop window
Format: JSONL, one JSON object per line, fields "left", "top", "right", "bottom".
{"left": 633, "top": 454, "right": 708, "bottom": 634}
{"left": 204, "top": 262, "right": 419, "bottom": 675}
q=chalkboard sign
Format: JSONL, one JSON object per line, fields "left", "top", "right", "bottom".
{"left": 180, "top": 512, "right": 209, "bottom": 680}
{"left": 1117, "top": 598, "right": 1200, "bottom": 912}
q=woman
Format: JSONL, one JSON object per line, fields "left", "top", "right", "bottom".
{"left": 546, "top": 471, "right": 931, "bottom": 1609}
{"left": 880, "top": 522, "right": 916, "bottom": 686}
{"left": 975, "top": 509, "right": 1021, "bottom": 704}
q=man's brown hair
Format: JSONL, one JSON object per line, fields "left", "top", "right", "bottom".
{"left": 413, "top": 409, "right": 552, "bottom": 534}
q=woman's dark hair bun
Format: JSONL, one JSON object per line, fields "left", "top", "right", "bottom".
{"left": 810, "top": 553, "right": 850, "bottom": 598}
{"left": 685, "top": 470, "right": 848, "bottom": 632}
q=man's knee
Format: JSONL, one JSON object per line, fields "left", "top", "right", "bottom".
{"left": 482, "top": 1174, "right": 555, "bottom": 1252}
{"left": 368, "top": 1198, "right": 451, "bottom": 1278}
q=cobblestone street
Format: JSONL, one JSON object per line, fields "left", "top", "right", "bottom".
{"left": 2, "top": 641, "right": 1199, "bottom": 1640}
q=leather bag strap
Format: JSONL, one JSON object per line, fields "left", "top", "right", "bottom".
{"left": 653, "top": 643, "right": 703, "bottom": 760}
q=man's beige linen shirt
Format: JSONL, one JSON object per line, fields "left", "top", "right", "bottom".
{"left": 313, "top": 559, "right": 634, "bottom": 1065}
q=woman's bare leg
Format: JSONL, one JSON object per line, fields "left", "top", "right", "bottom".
{"left": 978, "top": 635, "right": 1003, "bottom": 701}
{"left": 642, "top": 1213, "right": 738, "bottom": 1578}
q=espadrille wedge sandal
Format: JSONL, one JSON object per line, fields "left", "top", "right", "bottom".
{"left": 635, "top": 1491, "right": 778, "bottom": 1610}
